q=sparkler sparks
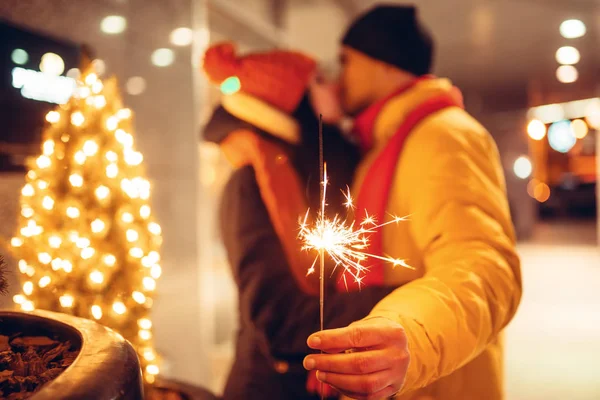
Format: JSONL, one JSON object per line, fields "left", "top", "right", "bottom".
{"left": 298, "top": 165, "right": 413, "bottom": 290}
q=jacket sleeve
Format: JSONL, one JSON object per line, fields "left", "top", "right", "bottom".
{"left": 221, "top": 167, "right": 395, "bottom": 356}
{"left": 364, "top": 119, "right": 522, "bottom": 394}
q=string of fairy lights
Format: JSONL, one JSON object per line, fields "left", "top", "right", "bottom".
{"left": 9, "top": 69, "right": 162, "bottom": 383}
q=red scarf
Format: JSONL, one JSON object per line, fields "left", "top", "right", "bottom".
{"left": 337, "top": 78, "right": 464, "bottom": 292}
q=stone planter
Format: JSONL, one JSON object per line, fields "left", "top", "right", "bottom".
{"left": 0, "top": 309, "right": 143, "bottom": 400}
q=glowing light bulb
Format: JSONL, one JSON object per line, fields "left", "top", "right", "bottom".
{"left": 555, "top": 46, "right": 580, "bottom": 65}
{"left": 71, "top": 111, "right": 85, "bottom": 126}
{"left": 141, "top": 257, "right": 153, "bottom": 268}
{"left": 62, "top": 260, "right": 73, "bottom": 273}
{"left": 25, "top": 266, "right": 35, "bottom": 276}
{"left": 91, "top": 219, "right": 106, "bottom": 233}
{"left": 105, "top": 151, "right": 118, "bottom": 162}
{"left": 27, "top": 171, "right": 36, "bottom": 180}
{"left": 76, "top": 237, "right": 90, "bottom": 248}
{"left": 151, "top": 48, "right": 175, "bottom": 67}
{"left": 150, "top": 265, "right": 162, "bottom": 279}
{"left": 49, "top": 235, "right": 62, "bottom": 248}
{"left": 556, "top": 65, "right": 578, "bottom": 84}
{"left": 36, "top": 155, "right": 51, "bottom": 169}
{"left": 91, "top": 305, "right": 103, "bottom": 319}
{"left": 21, "top": 301, "right": 35, "bottom": 312}
{"left": 104, "top": 254, "right": 116, "bottom": 267}
{"left": 83, "top": 140, "right": 99, "bottom": 156}
{"left": 113, "top": 301, "right": 127, "bottom": 314}
{"left": 21, "top": 206, "right": 34, "bottom": 218}
{"left": 23, "top": 282, "right": 34, "bottom": 295}
{"left": 94, "top": 95, "right": 107, "bottom": 109}
{"left": 95, "top": 185, "right": 110, "bottom": 200}
{"left": 78, "top": 86, "right": 91, "bottom": 98}
{"left": 143, "top": 349, "right": 156, "bottom": 361}
{"left": 139, "top": 330, "right": 152, "bottom": 340}
{"left": 572, "top": 119, "right": 588, "bottom": 139}
{"left": 18, "top": 260, "right": 28, "bottom": 273}
{"left": 38, "top": 253, "right": 52, "bottom": 264}
{"left": 148, "top": 222, "right": 161, "bottom": 235}
{"left": 46, "top": 111, "right": 60, "bottom": 123}
{"left": 117, "top": 108, "right": 132, "bottom": 119}
{"left": 106, "top": 163, "right": 119, "bottom": 178}
{"left": 74, "top": 151, "right": 86, "bottom": 165}
{"left": 115, "top": 129, "right": 133, "bottom": 147}
{"left": 122, "top": 212, "right": 134, "bottom": 223}
{"left": 101, "top": 16, "right": 127, "bottom": 35}
{"left": 148, "top": 251, "right": 160, "bottom": 264}
{"left": 60, "top": 294, "right": 74, "bottom": 308}
{"left": 106, "top": 116, "right": 119, "bottom": 131}
{"left": 42, "top": 140, "right": 55, "bottom": 155}
{"left": 42, "top": 196, "right": 55, "bottom": 210}
{"left": 124, "top": 149, "right": 143, "bottom": 165}
{"left": 38, "top": 180, "right": 49, "bottom": 189}
{"left": 170, "top": 27, "right": 193, "bottom": 46}
{"left": 143, "top": 277, "right": 156, "bottom": 291}
{"left": 69, "top": 173, "right": 84, "bottom": 187}
{"left": 126, "top": 229, "right": 139, "bottom": 242}
{"left": 11, "top": 237, "right": 23, "bottom": 247}
{"left": 66, "top": 206, "right": 80, "bottom": 218}
{"left": 81, "top": 247, "right": 95, "bottom": 259}
{"left": 132, "top": 291, "right": 146, "bottom": 304}
{"left": 51, "top": 258, "right": 62, "bottom": 270}
{"left": 138, "top": 318, "right": 152, "bottom": 330}
{"left": 22, "top": 184, "right": 34, "bottom": 196}
{"left": 61, "top": 134, "right": 70, "bottom": 143}
{"left": 146, "top": 364, "right": 159, "bottom": 375}
{"left": 89, "top": 270, "right": 104, "bottom": 284}
{"left": 38, "top": 276, "right": 51, "bottom": 288}
{"left": 13, "top": 295, "right": 26, "bottom": 305}
{"left": 85, "top": 73, "right": 98, "bottom": 85}
{"left": 139, "top": 205, "right": 151, "bottom": 219}
{"left": 560, "top": 19, "right": 586, "bottom": 39}
{"left": 92, "top": 80, "right": 103, "bottom": 94}
{"left": 130, "top": 247, "right": 144, "bottom": 258}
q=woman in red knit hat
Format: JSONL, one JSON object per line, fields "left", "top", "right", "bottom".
{"left": 201, "top": 43, "right": 393, "bottom": 399}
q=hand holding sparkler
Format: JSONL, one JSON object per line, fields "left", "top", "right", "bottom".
{"left": 303, "top": 317, "right": 410, "bottom": 400}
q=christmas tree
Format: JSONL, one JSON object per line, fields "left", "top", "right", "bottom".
{"left": 8, "top": 69, "right": 161, "bottom": 383}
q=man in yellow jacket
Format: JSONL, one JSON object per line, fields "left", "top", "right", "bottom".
{"left": 302, "top": 5, "right": 522, "bottom": 400}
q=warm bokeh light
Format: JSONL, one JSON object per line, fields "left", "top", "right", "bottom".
{"left": 527, "top": 119, "right": 547, "bottom": 140}
{"left": 556, "top": 65, "right": 578, "bottom": 84}
{"left": 101, "top": 15, "right": 127, "bottom": 34}
{"left": 555, "top": 46, "right": 580, "bottom": 65}
{"left": 151, "top": 48, "right": 175, "bottom": 67}
{"left": 559, "top": 19, "right": 586, "bottom": 39}
{"left": 170, "top": 27, "right": 193, "bottom": 46}
{"left": 571, "top": 119, "right": 589, "bottom": 139}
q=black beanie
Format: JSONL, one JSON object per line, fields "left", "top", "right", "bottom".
{"left": 342, "top": 4, "right": 434, "bottom": 76}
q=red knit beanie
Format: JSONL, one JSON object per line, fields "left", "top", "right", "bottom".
{"left": 202, "top": 42, "right": 317, "bottom": 114}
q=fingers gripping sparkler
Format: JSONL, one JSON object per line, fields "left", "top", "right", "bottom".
{"left": 298, "top": 115, "right": 413, "bottom": 399}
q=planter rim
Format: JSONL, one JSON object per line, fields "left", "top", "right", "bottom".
{"left": 0, "top": 309, "right": 143, "bottom": 400}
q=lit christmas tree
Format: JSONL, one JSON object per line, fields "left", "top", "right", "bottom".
{"left": 8, "top": 69, "right": 162, "bottom": 382}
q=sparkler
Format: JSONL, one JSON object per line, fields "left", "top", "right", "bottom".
{"left": 299, "top": 116, "right": 413, "bottom": 399}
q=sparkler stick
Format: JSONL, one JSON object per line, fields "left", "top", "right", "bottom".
{"left": 302, "top": 116, "right": 413, "bottom": 399}
{"left": 318, "top": 115, "right": 325, "bottom": 400}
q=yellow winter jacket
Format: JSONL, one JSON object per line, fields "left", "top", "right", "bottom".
{"left": 350, "top": 78, "right": 522, "bottom": 400}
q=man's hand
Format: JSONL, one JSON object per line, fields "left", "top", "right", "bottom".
{"left": 303, "top": 317, "right": 410, "bottom": 400}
